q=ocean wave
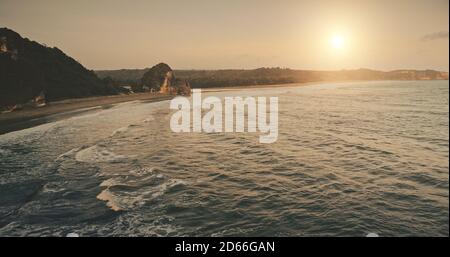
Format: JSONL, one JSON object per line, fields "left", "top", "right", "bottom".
{"left": 42, "top": 181, "right": 66, "bottom": 193}
{"left": 96, "top": 169, "right": 188, "bottom": 212}
{"left": 96, "top": 188, "right": 125, "bottom": 211}
{"left": 1, "top": 81, "right": 448, "bottom": 236}
{"left": 55, "top": 147, "right": 82, "bottom": 161}
{"left": 111, "top": 126, "right": 130, "bottom": 137}
{"left": 129, "top": 167, "right": 155, "bottom": 176}
{"left": 143, "top": 115, "right": 155, "bottom": 123}
{"left": 75, "top": 145, "right": 126, "bottom": 163}
{"left": 0, "top": 148, "right": 12, "bottom": 156}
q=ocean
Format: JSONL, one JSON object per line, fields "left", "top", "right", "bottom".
{"left": 0, "top": 80, "right": 448, "bottom": 236}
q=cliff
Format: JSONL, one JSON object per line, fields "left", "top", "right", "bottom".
{"left": 0, "top": 28, "right": 117, "bottom": 110}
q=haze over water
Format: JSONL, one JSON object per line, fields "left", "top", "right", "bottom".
{"left": 0, "top": 81, "right": 448, "bottom": 236}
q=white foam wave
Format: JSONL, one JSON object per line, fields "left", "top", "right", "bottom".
{"left": 42, "top": 182, "right": 66, "bottom": 193}
{"left": 96, "top": 171, "right": 187, "bottom": 212}
{"left": 75, "top": 145, "right": 126, "bottom": 163}
{"left": 0, "top": 148, "right": 12, "bottom": 156}
{"left": 129, "top": 167, "right": 155, "bottom": 176}
{"left": 56, "top": 147, "right": 81, "bottom": 161}
{"left": 111, "top": 126, "right": 129, "bottom": 137}
{"left": 151, "top": 179, "right": 187, "bottom": 198}
{"left": 96, "top": 188, "right": 123, "bottom": 211}
{"left": 143, "top": 115, "right": 155, "bottom": 123}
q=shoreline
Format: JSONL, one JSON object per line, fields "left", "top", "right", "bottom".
{"left": 0, "top": 81, "right": 314, "bottom": 135}
{"left": 0, "top": 79, "right": 447, "bottom": 135}
{"left": 0, "top": 82, "right": 310, "bottom": 135}
{"left": 0, "top": 93, "right": 174, "bottom": 135}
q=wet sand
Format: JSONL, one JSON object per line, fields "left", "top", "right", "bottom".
{"left": 0, "top": 93, "right": 174, "bottom": 135}
{"left": 0, "top": 80, "right": 358, "bottom": 135}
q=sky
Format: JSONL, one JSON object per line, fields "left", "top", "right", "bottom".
{"left": 0, "top": 0, "right": 448, "bottom": 71}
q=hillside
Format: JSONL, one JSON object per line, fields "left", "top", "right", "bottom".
{"left": 96, "top": 68, "right": 150, "bottom": 83}
{"left": 96, "top": 67, "right": 449, "bottom": 89}
{"left": 0, "top": 28, "right": 117, "bottom": 109}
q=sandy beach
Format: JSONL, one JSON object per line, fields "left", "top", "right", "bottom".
{"left": 0, "top": 80, "right": 438, "bottom": 135}
{"left": 0, "top": 82, "right": 313, "bottom": 135}
{"left": 0, "top": 93, "right": 174, "bottom": 135}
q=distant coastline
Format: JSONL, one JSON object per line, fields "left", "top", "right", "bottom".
{"left": 97, "top": 67, "right": 449, "bottom": 89}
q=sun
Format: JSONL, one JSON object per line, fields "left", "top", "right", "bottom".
{"left": 330, "top": 35, "right": 345, "bottom": 50}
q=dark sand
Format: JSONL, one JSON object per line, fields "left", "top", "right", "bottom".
{"left": 0, "top": 93, "right": 174, "bottom": 135}
{"left": 0, "top": 81, "right": 346, "bottom": 135}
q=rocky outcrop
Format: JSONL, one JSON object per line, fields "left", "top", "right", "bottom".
{"left": 175, "top": 80, "right": 192, "bottom": 96}
{"left": 158, "top": 70, "right": 174, "bottom": 94}
{"left": 141, "top": 63, "right": 191, "bottom": 96}
{"left": 0, "top": 28, "right": 117, "bottom": 110}
{"left": 141, "top": 63, "right": 173, "bottom": 92}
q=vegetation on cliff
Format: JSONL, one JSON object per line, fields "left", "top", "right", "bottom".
{"left": 0, "top": 28, "right": 118, "bottom": 110}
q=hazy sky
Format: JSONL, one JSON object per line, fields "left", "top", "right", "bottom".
{"left": 1, "top": 0, "right": 448, "bottom": 71}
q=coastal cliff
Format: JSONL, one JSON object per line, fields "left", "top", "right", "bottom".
{"left": 0, "top": 28, "right": 119, "bottom": 110}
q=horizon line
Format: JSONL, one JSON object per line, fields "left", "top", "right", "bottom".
{"left": 95, "top": 66, "right": 450, "bottom": 73}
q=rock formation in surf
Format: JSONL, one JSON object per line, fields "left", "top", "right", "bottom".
{"left": 141, "top": 63, "right": 191, "bottom": 96}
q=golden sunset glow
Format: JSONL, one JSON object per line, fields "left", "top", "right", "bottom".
{"left": 0, "top": 0, "right": 448, "bottom": 71}
{"left": 330, "top": 35, "right": 345, "bottom": 50}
